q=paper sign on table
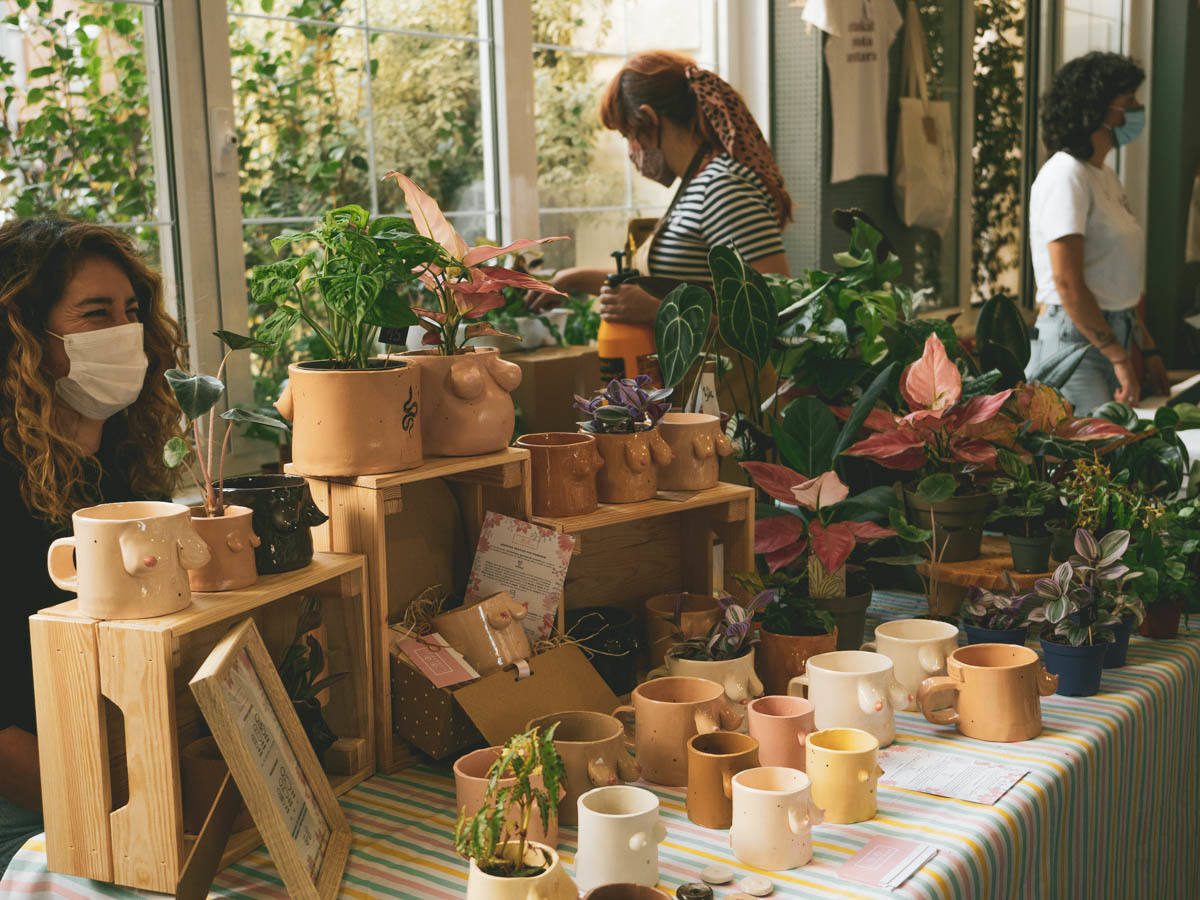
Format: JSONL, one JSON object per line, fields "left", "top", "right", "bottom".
{"left": 464, "top": 512, "right": 575, "bottom": 641}
{"left": 838, "top": 836, "right": 937, "bottom": 890}
{"left": 878, "top": 744, "right": 1026, "bottom": 804}
{"left": 395, "top": 633, "right": 479, "bottom": 688}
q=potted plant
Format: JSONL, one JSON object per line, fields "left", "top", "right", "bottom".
{"left": 988, "top": 449, "right": 1058, "bottom": 573}
{"left": 737, "top": 571, "right": 838, "bottom": 695}
{"left": 575, "top": 376, "right": 674, "bottom": 503}
{"left": 456, "top": 726, "right": 576, "bottom": 900}
{"left": 277, "top": 597, "right": 348, "bottom": 760}
{"left": 961, "top": 572, "right": 1032, "bottom": 645}
{"left": 163, "top": 339, "right": 290, "bottom": 591}
{"left": 1076, "top": 532, "right": 1145, "bottom": 668}
{"left": 1126, "top": 494, "right": 1198, "bottom": 640}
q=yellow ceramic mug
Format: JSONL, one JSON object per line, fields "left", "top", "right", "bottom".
{"left": 804, "top": 728, "right": 883, "bottom": 824}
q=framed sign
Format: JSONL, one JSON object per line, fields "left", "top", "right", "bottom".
{"left": 190, "top": 618, "right": 350, "bottom": 900}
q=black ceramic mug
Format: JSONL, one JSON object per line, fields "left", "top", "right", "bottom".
{"left": 217, "top": 474, "right": 328, "bottom": 574}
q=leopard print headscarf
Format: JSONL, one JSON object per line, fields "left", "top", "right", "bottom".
{"left": 686, "top": 65, "right": 793, "bottom": 226}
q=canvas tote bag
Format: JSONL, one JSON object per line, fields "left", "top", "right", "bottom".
{"left": 893, "top": 0, "right": 956, "bottom": 232}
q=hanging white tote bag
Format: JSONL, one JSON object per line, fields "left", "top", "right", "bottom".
{"left": 893, "top": 0, "right": 956, "bottom": 232}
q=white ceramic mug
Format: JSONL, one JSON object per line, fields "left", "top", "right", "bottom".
{"left": 574, "top": 785, "right": 667, "bottom": 893}
{"left": 861, "top": 618, "right": 960, "bottom": 711}
{"left": 788, "top": 650, "right": 909, "bottom": 747}
{"left": 730, "top": 767, "right": 823, "bottom": 870}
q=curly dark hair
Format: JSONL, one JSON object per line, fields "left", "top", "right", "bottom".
{"left": 1041, "top": 52, "right": 1144, "bottom": 159}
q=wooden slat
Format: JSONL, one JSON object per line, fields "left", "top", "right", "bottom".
{"left": 286, "top": 447, "right": 529, "bottom": 490}
{"left": 320, "top": 568, "right": 374, "bottom": 772}
{"left": 533, "top": 482, "right": 754, "bottom": 534}
{"left": 679, "top": 509, "right": 716, "bottom": 597}
{"left": 29, "top": 614, "right": 113, "bottom": 882}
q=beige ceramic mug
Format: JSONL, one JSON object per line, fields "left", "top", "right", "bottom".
{"left": 917, "top": 643, "right": 1058, "bottom": 742}
{"left": 647, "top": 647, "right": 760, "bottom": 732}
{"left": 788, "top": 650, "right": 910, "bottom": 747}
{"left": 730, "top": 766, "right": 823, "bottom": 870}
{"left": 47, "top": 501, "right": 211, "bottom": 620}
{"left": 432, "top": 591, "right": 531, "bottom": 675}
{"left": 805, "top": 728, "right": 883, "bottom": 824}
{"left": 861, "top": 618, "right": 960, "bottom": 711}
{"left": 656, "top": 412, "right": 734, "bottom": 491}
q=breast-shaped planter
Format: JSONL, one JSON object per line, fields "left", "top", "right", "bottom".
{"left": 588, "top": 426, "right": 674, "bottom": 503}
{"left": 656, "top": 412, "right": 733, "bottom": 492}
{"left": 217, "top": 474, "right": 328, "bottom": 575}
{"left": 402, "top": 346, "right": 522, "bottom": 456}
{"left": 187, "top": 505, "right": 259, "bottom": 592}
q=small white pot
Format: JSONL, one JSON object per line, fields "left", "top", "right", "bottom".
{"left": 465, "top": 841, "right": 577, "bottom": 900}
{"left": 648, "top": 648, "right": 763, "bottom": 732}
{"left": 574, "top": 785, "right": 667, "bottom": 893}
{"left": 730, "top": 766, "right": 823, "bottom": 870}
{"left": 788, "top": 650, "right": 909, "bottom": 747}
{"left": 516, "top": 316, "right": 552, "bottom": 350}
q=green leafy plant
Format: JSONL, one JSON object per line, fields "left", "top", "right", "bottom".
{"left": 454, "top": 726, "right": 565, "bottom": 879}
{"left": 1059, "top": 460, "right": 1149, "bottom": 535}
{"left": 736, "top": 572, "right": 836, "bottom": 637}
{"left": 561, "top": 293, "right": 601, "bottom": 346}
{"left": 1094, "top": 402, "right": 1198, "bottom": 500}
{"left": 277, "top": 597, "right": 348, "bottom": 760}
{"left": 988, "top": 449, "right": 1058, "bottom": 537}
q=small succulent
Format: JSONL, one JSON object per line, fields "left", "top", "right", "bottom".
{"left": 575, "top": 376, "right": 672, "bottom": 434}
{"left": 673, "top": 590, "right": 772, "bottom": 661}
{"left": 962, "top": 571, "right": 1031, "bottom": 631}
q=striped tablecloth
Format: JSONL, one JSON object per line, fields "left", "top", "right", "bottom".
{"left": 4, "top": 593, "right": 1199, "bottom": 899}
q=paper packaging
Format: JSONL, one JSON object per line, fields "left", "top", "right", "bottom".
{"left": 394, "top": 634, "right": 479, "bottom": 689}
{"left": 838, "top": 836, "right": 937, "bottom": 890}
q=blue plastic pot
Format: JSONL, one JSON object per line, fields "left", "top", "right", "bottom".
{"left": 1103, "top": 618, "right": 1134, "bottom": 669}
{"left": 964, "top": 623, "right": 1028, "bottom": 646}
{"left": 1040, "top": 637, "right": 1109, "bottom": 696}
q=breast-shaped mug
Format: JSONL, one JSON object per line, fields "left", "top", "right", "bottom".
{"left": 788, "top": 650, "right": 910, "bottom": 747}
{"left": 432, "top": 591, "right": 531, "bottom": 675}
{"left": 515, "top": 432, "right": 604, "bottom": 517}
{"left": 861, "top": 618, "right": 959, "bottom": 711}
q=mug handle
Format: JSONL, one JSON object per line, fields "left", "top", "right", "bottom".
{"left": 860, "top": 640, "right": 877, "bottom": 652}
{"left": 787, "top": 673, "right": 809, "bottom": 698}
{"left": 721, "top": 769, "right": 734, "bottom": 799}
{"left": 46, "top": 537, "right": 79, "bottom": 592}
{"left": 613, "top": 705, "right": 636, "bottom": 751}
{"left": 916, "top": 675, "right": 961, "bottom": 725}
{"left": 646, "top": 665, "right": 668, "bottom": 680}
{"left": 1036, "top": 665, "right": 1059, "bottom": 697}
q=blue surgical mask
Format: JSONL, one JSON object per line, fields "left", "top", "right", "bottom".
{"left": 1110, "top": 105, "right": 1146, "bottom": 146}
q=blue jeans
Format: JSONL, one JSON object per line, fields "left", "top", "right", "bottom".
{"left": 1026, "top": 305, "right": 1136, "bottom": 416}
{"left": 0, "top": 794, "right": 42, "bottom": 877}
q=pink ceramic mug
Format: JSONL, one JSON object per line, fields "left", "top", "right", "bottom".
{"left": 747, "top": 695, "right": 816, "bottom": 771}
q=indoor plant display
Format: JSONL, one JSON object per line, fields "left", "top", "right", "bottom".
{"left": 278, "top": 597, "right": 347, "bottom": 760}
{"left": 961, "top": 572, "right": 1032, "bottom": 645}
{"left": 740, "top": 571, "right": 838, "bottom": 694}
{"left": 576, "top": 376, "right": 674, "bottom": 503}
{"left": 456, "top": 726, "right": 575, "bottom": 900}
{"left": 988, "top": 449, "right": 1058, "bottom": 573}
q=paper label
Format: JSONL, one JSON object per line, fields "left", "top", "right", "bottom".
{"left": 838, "top": 836, "right": 937, "bottom": 889}
{"left": 878, "top": 744, "right": 1027, "bottom": 805}
{"left": 395, "top": 633, "right": 480, "bottom": 688}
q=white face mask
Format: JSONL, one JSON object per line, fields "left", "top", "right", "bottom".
{"left": 49, "top": 322, "right": 148, "bottom": 421}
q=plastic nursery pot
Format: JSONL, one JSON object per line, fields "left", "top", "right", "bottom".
{"left": 814, "top": 572, "right": 874, "bottom": 650}
{"left": 642, "top": 592, "right": 721, "bottom": 670}
{"left": 187, "top": 505, "right": 259, "bottom": 592}
{"left": 276, "top": 359, "right": 422, "bottom": 476}
{"left": 588, "top": 425, "right": 674, "bottom": 503}
{"left": 1039, "top": 636, "right": 1109, "bottom": 697}
{"left": 515, "top": 432, "right": 603, "bottom": 517}
{"left": 756, "top": 627, "right": 839, "bottom": 696}
{"left": 1104, "top": 618, "right": 1135, "bottom": 669}
{"left": 1048, "top": 522, "right": 1076, "bottom": 564}
{"left": 1008, "top": 534, "right": 1052, "bottom": 574}
{"left": 465, "top": 841, "right": 577, "bottom": 900}
{"left": 963, "top": 623, "right": 1029, "bottom": 646}
{"left": 217, "top": 474, "right": 327, "bottom": 575}
{"left": 566, "top": 606, "right": 641, "bottom": 696}
{"left": 903, "top": 489, "right": 992, "bottom": 563}
{"left": 1139, "top": 600, "right": 1184, "bottom": 639}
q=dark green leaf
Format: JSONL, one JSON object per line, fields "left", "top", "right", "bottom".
{"left": 711, "top": 245, "right": 776, "bottom": 368}
{"left": 1154, "top": 406, "right": 1180, "bottom": 431}
{"left": 220, "top": 406, "right": 291, "bottom": 431}
{"left": 832, "top": 362, "right": 896, "bottom": 459}
{"left": 362, "top": 288, "right": 419, "bottom": 330}
{"left": 778, "top": 397, "right": 839, "bottom": 477}
{"left": 165, "top": 369, "right": 223, "bottom": 420}
{"left": 1029, "top": 342, "right": 1090, "bottom": 391}
{"left": 213, "top": 330, "right": 275, "bottom": 352}
{"left": 162, "top": 436, "right": 189, "bottom": 468}
{"left": 916, "top": 473, "right": 957, "bottom": 503}
{"left": 654, "top": 284, "right": 713, "bottom": 389}
{"left": 829, "top": 484, "right": 900, "bottom": 524}
{"left": 889, "top": 507, "right": 932, "bottom": 543}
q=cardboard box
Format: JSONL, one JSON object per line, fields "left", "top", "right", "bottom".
{"left": 505, "top": 344, "right": 601, "bottom": 434}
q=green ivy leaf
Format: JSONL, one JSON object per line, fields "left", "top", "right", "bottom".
{"left": 165, "top": 369, "right": 223, "bottom": 420}
{"left": 710, "top": 245, "right": 776, "bottom": 369}
{"left": 654, "top": 284, "right": 712, "bottom": 389}
{"left": 213, "top": 330, "right": 274, "bottom": 352}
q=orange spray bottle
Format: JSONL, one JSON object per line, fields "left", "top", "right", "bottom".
{"left": 596, "top": 245, "right": 657, "bottom": 383}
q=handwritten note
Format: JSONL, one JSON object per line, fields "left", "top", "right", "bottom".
{"left": 878, "top": 744, "right": 1026, "bottom": 805}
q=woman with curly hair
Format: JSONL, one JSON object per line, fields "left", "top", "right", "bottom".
{"left": 1026, "top": 51, "right": 1168, "bottom": 414}
{"left": 0, "top": 219, "right": 183, "bottom": 872}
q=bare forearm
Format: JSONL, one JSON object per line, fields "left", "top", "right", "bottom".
{"left": 1058, "top": 285, "right": 1128, "bottom": 363}
{"left": 0, "top": 727, "right": 41, "bottom": 811}
{"left": 553, "top": 267, "right": 611, "bottom": 296}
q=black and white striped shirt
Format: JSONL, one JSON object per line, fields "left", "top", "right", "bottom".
{"left": 648, "top": 154, "right": 785, "bottom": 281}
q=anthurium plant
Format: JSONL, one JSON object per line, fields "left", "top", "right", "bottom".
{"left": 1027, "top": 529, "right": 1140, "bottom": 646}
{"left": 575, "top": 376, "right": 672, "bottom": 434}
{"left": 671, "top": 589, "right": 771, "bottom": 661}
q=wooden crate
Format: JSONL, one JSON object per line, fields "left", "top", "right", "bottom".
{"left": 29, "top": 553, "right": 373, "bottom": 894}
{"left": 290, "top": 448, "right": 531, "bottom": 773}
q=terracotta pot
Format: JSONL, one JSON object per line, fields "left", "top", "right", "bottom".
{"left": 643, "top": 592, "right": 721, "bottom": 670}
{"left": 903, "top": 489, "right": 992, "bottom": 563}
{"left": 861, "top": 618, "right": 959, "bottom": 711}
{"left": 276, "top": 360, "right": 422, "bottom": 476}
{"left": 575, "top": 786, "right": 666, "bottom": 893}
{"left": 747, "top": 695, "right": 815, "bottom": 771}
{"left": 465, "top": 841, "right": 577, "bottom": 900}
{"left": 1139, "top": 600, "right": 1184, "bottom": 639}
{"left": 526, "top": 710, "right": 639, "bottom": 826}
{"left": 613, "top": 676, "right": 739, "bottom": 786}
{"left": 584, "top": 886, "right": 671, "bottom": 900}
{"left": 47, "top": 501, "right": 210, "bottom": 619}
{"left": 788, "top": 650, "right": 909, "bottom": 747}
{"left": 656, "top": 412, "right": 733, "bottom": 492}
{"left": 685, "top": 731, "right": 759, "bottom": 829}
{"left": 648, "top": 648, "right": 761, "bottom": 732}
{"left": 730, "top": 767, "right": 822, "bottom": 870}
{"left": 217, "top": 474, "right": 327, "bottom": 575}
{"left": 814, "top": 573, "right": 874, "bottom": 650}
{"left": 515, "top": 432, "right": 603, "bottom": 517}
{"left": 179, "top": 737, "right": 253, "bottom": 834}
{"left": 756, "top": 627, "right": 839, "bottom": 695}
{"left": 187, "top": 506, "right": 259, "bottom": 592}
{"left": 588, "top": 426, "right": 674, "bottom": 503}
{"left": 916, "top": 643, "right": 1057, "bottom": 741}
{"left": 454, "top": 746, "right": 558, "bottom": 848}
{"left": 805, "top": 728, "right": 882, "bottom": 824}
{"left": 402, "top": 347, "right": 521, "bottom": 456}
{"left": 432, "top": 592, "right": 532, "bottom": 675}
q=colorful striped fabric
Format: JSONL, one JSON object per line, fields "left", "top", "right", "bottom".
{"left": 3, "top": 593, "right": 1198, "bottom": 899}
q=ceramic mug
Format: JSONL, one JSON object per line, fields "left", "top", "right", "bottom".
{"left": 574, "top": 785, "right": 667, "bottom": 893}
{"left": 685, "top": 731, "right": 760, "bottom": 829}
{"left": 47, "top": 501, "right": 211, "bottom": 620}
{"left": 432, "top": 591, "right": 531, "bottom": 675}
{"left": 526, "top": 710, "right": 640, "bottom": 825}
{"left": 516, "top": 432, "right": 604, "bottom": 517}
{"left": 917, "top": 643, "right": 1059, "bottom": 742}
{"left": 648, "top": 647, "right": 761, "bottom": 733}
{"left": 805, "top": 728, "right": 883, "bottom": 824}
{"left": 729, "top": 767, "right": 823, "bottom": 870}
{"left": 861, "top": 618, "right": 960, "bottom": 711}
{"left": 454, "top": 746, "right": 558, "bottom": 847}
{"left": 642, "top": 592, "right": 721, "bottom": 669}
{"left": 613, "top": 676, "right": 740, "bottom": 786}
{"left": 788, "top": 650, "right": 910, "bottom": 747}
{"left": 747, "top": 695, "right": 816, "bottom": 771}
{"left": 656, "top": 412, "right": 734, "bottom": 492}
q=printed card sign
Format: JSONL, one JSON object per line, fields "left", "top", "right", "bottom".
{"left": 878, "top": 744, "right": 1027, "bottom": 805}
{"left": 465, "top": 512, "right": 574, "bottom": 641}
{"left": 838, "top": 836, "right": 937, "bottom": 890}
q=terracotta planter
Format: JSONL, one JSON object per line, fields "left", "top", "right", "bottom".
{"left": 805, "top": 728, "right": 882, "bottom": 824}
{"left": 465, "top": 841, "right": 576, "bottom": 900}
{"left": 526, "top": 710, "right": 639, "bottom": 826}
{"left": 903, "top": 489, "right": 992, "bottom": 562}
{"left": 756, "top": 627, "right": 839, "bottom": 696}
{"left": 814, "top": 573, "right": 873, "bottom": 650}
{"left": 575, "top": 786, "right": 666, "bottom": 893}
{"left": 788, "top": 650, "right": 909, "bottom": 747}
{"left": 180, "top": 737, "right": 253, "bottom": 835}
{"left": 656, "top": 412, "right": 733, "bottom": 492}
{"left": 454, "top": 746, "right": 558, "bottom": 848}
{"left": 747, "top": 695, "right": 815, "bottom": 771}
{"left": 589, "top": 426, "right": 674, "bottom": 503}
{"left": 276, "top": 359, "right": 422, "bottom": 476}
{"left": 217, "top": 474, "right": 327, "bottom": 575}
{"left": 861, "top": 618, "right": 959, "bottom": 711}
{"left": 515, "top": 432, "right": 603, "bottom": 517}
{"left": 432, "top": 593, "right": 532, "bottom": 675}
{"left": 187, "top": 505, "right": 259, "bottom": 592}
{"left": 402, "top": 347, "right": 521, "bottom": 456}
{"left": 46, "top": 500, "right": 210, "bottom": 620}
{"left": 648, "top": 648, "right": 761, "bottom": 732}
{"left": 686, "top": 731, "right": 760, "bottom": 829}
{"left": 1140, "top": 600, "right": 1184, "bottom": 639}
{"left": 730, "top": 767, "right": 821, "bottom": 870}
{"left": 643, "top": 592, "right": 721, "bottom": 669}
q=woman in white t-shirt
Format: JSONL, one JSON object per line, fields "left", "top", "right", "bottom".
{"left": 1026, "top": 52, "right": 1169, "bottom": 414}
